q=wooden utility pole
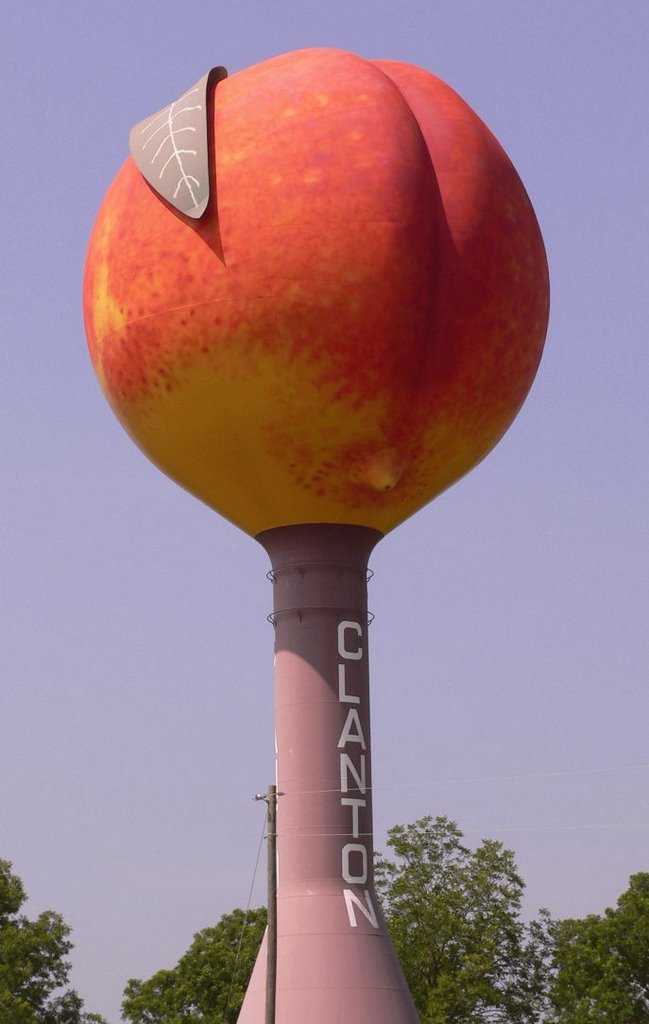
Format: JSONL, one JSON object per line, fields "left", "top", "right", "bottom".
{"left": 265, "top": 784, "right": 278, "bottom": 1024}
{"left": 261, "top": 784, "right": 277, "bottom": 1024}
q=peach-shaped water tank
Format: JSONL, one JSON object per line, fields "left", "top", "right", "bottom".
{"left": 83, "top": 48, "right": 548, "bottom": 538}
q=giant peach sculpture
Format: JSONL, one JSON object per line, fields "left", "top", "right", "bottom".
{"left": 84, "top": 48, "right": 549, "bottom": 1023}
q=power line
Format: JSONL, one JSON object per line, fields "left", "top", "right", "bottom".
{"left": 18, "top": 763, "right": 646, "bottom": 851}
{"left": 273, "top": 822, "right": 649, "bottom": 840}
{"left": 278, "top": 761, "right": 649, "bottom": 799}
{"left": 223, "top": 805, "right": 267, "bottom": 1021}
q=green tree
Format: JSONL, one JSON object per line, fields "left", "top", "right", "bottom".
{"left": 547, "top": 872, "right": 649, "bottom": 1023}
{"left": 121, "top": 907, "right": 266, "bottom": 1024}
{"left": 0, "top": 859, "right": 106, "bottom": 1024}
{"left": 374, "top": 816, "right": 550, "bottom": 1023}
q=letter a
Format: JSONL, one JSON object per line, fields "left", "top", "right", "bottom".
{"left": 338, "top": 709, "right": 367, "bottom": 750}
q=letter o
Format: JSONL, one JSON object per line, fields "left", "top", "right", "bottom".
{"left": 342, "top": 843, "right": 368, "bottom": 884}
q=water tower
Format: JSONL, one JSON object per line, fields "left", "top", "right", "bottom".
{"left": 83, "top": 48, "right": 549, "bottom": 1023}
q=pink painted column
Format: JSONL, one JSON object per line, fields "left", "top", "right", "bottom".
{"left": 238, "top": 524, "right": 419, "bottom": 1023}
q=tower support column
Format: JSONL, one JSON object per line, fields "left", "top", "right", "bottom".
{"left": 238, "top": 524, "right": 419, "bottom": 1023}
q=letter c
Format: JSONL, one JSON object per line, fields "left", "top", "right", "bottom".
{"left": 338, "top": 620, "right": 363, "bottom": 661}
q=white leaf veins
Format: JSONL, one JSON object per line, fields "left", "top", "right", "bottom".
{"left": 138, "top": 86, "right": 203, "bottom": 210}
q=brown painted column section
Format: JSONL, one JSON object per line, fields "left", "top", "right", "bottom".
{"left": 237, "top": 524, "right": 419, "bottom": 1024}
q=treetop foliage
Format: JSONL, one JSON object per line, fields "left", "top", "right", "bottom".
{"left": 0, "top": 859, "right": 106, "bottom": 1024}
{"left": 5, "top": 819, "right": 648, "bottom": 1023}
{"left": 375, "top": 816, "right": 550, "bottom": 1023}
{"left": 121, "top": 906, "right": 266, "bottom": 1024}
{"left": 547, "top": 870, "right": 649, "bottom": 1023}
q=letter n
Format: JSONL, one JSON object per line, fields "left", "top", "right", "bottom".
{"left": 343, "top": 888, "right": 379, "bottom": 929}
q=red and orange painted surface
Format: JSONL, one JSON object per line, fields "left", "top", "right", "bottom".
{"left": 83, "top": 48, "right": 548, "bottom": 539}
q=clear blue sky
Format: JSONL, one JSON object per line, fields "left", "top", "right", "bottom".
{"left": 3, "top": 2, "right": 648, "bottom": 1021}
